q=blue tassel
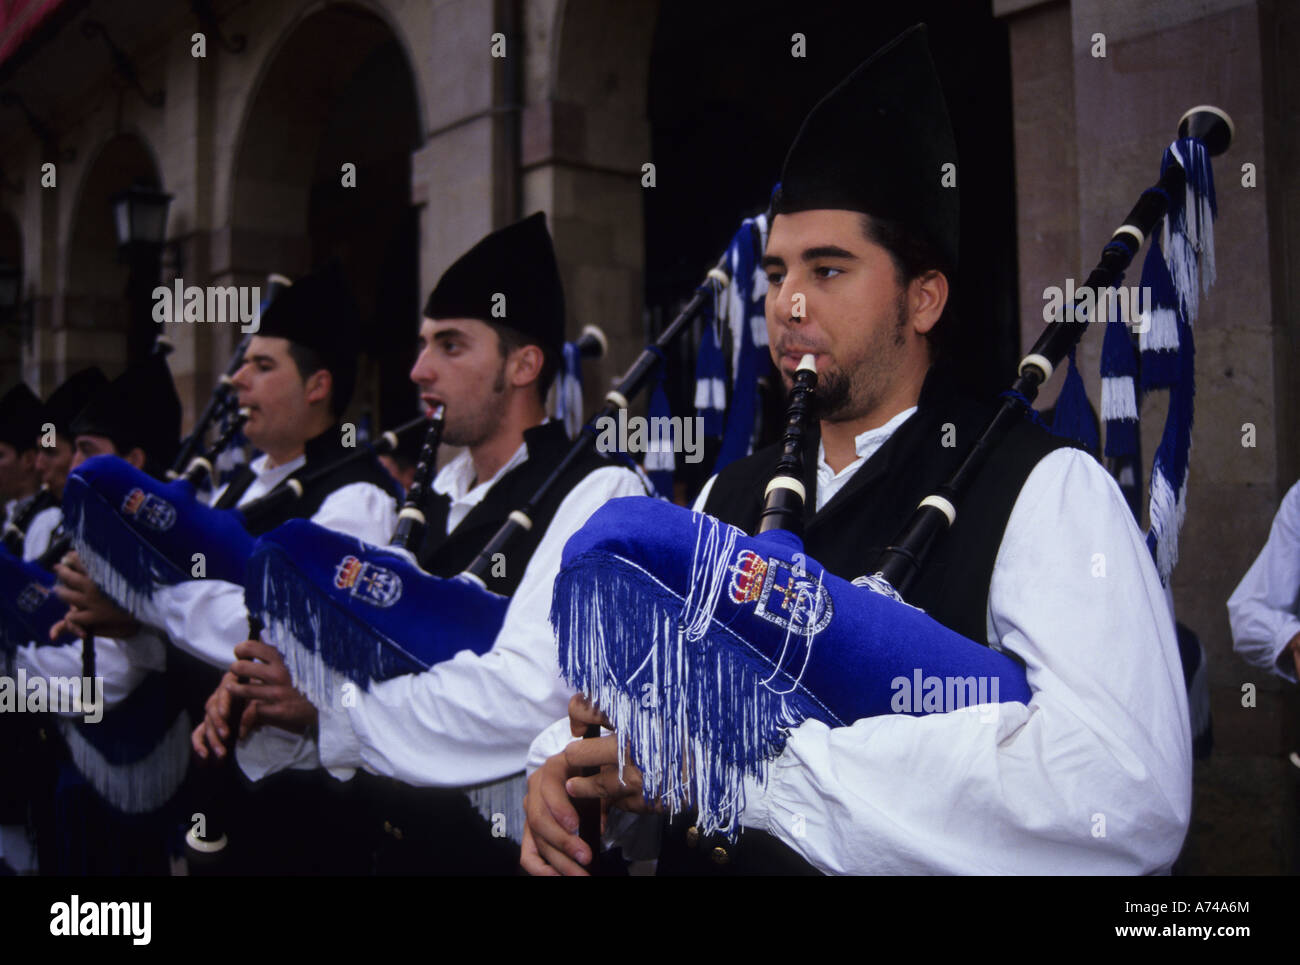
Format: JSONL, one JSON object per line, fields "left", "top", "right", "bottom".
{"left": 555, "top": 340, "right": 585, "bottom": 440}
{"left": 644, "top": 367, "right": 676, "bottom": 498}
{"left": 1049, "top": 350, "right": 1099, "bottom": 454}
{"left": 1139, "top": 240, "right": 1183, "bottom": 391}
{"left": 693, "top": 307, "right": 727, "bottom": 439}
{"left": 1100, "top": 312, "right": 1140, "bottom": 461}
{"left": 715, "top": 216, "right": 770, "bottom": 473}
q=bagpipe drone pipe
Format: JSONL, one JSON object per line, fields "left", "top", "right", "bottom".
{"left": 550, "top": 106, "right": 1233, "bottom": 840}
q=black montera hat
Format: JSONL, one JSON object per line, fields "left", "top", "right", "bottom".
{"left": 0, "top": 383, "right": 43, "bottom": 452}
{"left": 43, "top": 367, "right": 108, "bottom": 439}
{"left": 70, "top": 354, "right": 181, "bottom": 469}
{"left": 772, "top": 24, "right": 959, "bottom": 273}
{"left": 423, "top": 212, "right": 565, "bottom": 356}
{"left": 257, "top": 261, "right": 362, "bottom": 412}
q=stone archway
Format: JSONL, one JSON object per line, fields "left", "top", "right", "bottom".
{"left": 226, "top": 2, "right": 422, "bottom": 431}
{"left": 59, "top": 132, "right": 162, "bottom": 380}
{"left": 526, "top": 0, "right": 659, "bottom": 390}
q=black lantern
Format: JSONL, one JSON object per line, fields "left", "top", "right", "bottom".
{"left": 0, "top": 261, "right": 19, "bottom": 311}
{"left": 110, "top": 183, "right": 173, "bottom": 249}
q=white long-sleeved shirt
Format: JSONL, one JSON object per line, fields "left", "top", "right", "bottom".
{"left": 1227, "top": 480, "right": 1300, "bottom": 682}
{"left": 131, "top": 451, "right": 397, "bottom": 779}
{"left": 530, "top": 415, "right": 1192, "bottom": 875}
{"left": 313, "top": 442, "right": 650, "bottom": 790}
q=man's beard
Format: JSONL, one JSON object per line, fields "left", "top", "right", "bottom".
{"left": 808, "top": 292, "right": 909, "bottom": 423}
{"left": 441, "top": 360, "right": 509, "bottom": 448}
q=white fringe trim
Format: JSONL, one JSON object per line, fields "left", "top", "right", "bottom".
{"left": 1148, "top": 468, "right": 1188, "bottom": 584}
{"left": 58, "top": 709, "right": 191, "bottom": 814}
{"left": 1101, "top": 377, "right": 1139, "bottom": 422}
{"left": 694, "top": 377, "right": 727, "bottom": 411}
{"left": 1139, "top": 307, "right": 1180, "bottom": 353}
{"left": 464, "top": 771, "right": 527, "bottom": 845}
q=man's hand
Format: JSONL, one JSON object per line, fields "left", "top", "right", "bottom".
{"left": 225, "top": 639, "right": 318, "bottom": 735}
{"left": 560, "top": 694, "right": 660, "bottom": 816}
{"left": 521, "top": 752, "right": 589, "bottom": 876}
{"left": 1288, "top": 631, "right": 1300, "bottom": 680}
{"left": 519, "top": 695, "right": 661, "bottom": 876}
{"left": 50, "top": 551, "right": 141, "bottom": 640}
{"left": 191, "top": 672, "right": 254, "bottom": 761}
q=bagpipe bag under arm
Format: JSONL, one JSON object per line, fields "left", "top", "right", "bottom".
{"left": 551, "top": 496, "right": 1032, "bottom": 837}
{"left": 245, "top": 518, "right": 508, "bottom": 709}
{"left": 61, "top": 455, "right": 254, "bottom": 617}
{"left": 0, "top": 547, "right": 76, "bottom": 656}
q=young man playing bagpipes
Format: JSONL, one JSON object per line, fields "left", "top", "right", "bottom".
{"left": 66, "top": 265, "right": 401, "bottom": 873}
{"left": 522, "top": 25, "right": 1192, "bottom": 875}
{"left": 191, "top": 213, "right": 652, "bottom": 874}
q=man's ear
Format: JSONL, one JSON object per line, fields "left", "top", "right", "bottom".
{"left": 19, "top": 449, "right": 37, "bottom": 472}
{"left": 303, "top": 369, "right": 333, "bottom": 408}
{"left": 125, "top": 447, "right": 148, "bottom": 471}
{"left": 909, "top": 269, "right": 949, "bottom": 336}
{"left": 508, "top": 343, "right": 544, "bottom": 390}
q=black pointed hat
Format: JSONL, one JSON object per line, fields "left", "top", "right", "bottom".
{"left": 256, "top": 261, "right": 362, "bottom": 412}
{"left": 772, "top": 24, "right": 959, "bottom": 272}
{"left": 42, "top": 367, "right": 108, "bottom": 439}
{"left": 70, "top": 354, "right": 181, "bottom": 470}
{"left": 423, "top": 212, "right": 565, "bottom": 355}
{"left": 0, "top": 383, "right": 44, "bottom": 452}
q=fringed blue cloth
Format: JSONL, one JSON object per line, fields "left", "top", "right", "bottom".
{"left": 59, "top": 671, "right": 191, "bottom": 815}
{"left": 0, "top": 548, "right": 75, "bottom": 654}
{"left": 61, "top": 455, "right": 254, "bottom": 617}
{"left": 551, "top": 497, "right": 1032, "bottom": 838}
{"left": 245, "top": 519, "right": 507, "bottom": 709}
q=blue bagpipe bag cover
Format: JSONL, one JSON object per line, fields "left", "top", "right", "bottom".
{"left": 551, "top": 496, "right": 1033, "bottom": 837}
{"left": 245, "top": 518, "right": 509, "bottom": 708}
{"left": 60, "top": 455, "right": 254, "bottom": 616}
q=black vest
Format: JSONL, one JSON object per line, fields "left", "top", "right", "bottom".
{"left": 704, "top": 368, "right": 1080, "bottom": 644}
{"left": 414, "top": 421, "right": 637, "bottom": 595}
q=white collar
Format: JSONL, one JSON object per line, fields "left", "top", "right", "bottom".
{"left": 433, "top": 439, "right": 530, "bottom": 505}
{"left": 249, "top": 451, "right": 305, "bottom": 480}
{"left": 817, "top": 406, "right": 918, "bottom": 480}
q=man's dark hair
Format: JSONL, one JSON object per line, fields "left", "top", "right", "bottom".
{"left": 285, "top": 342, "right": 353, "bottom": 420}
{"left": 492, "top": 323, "right": 558, "bottom": 404}
{"left": 861, "top": 214, "right": 956, "bottom": 361}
